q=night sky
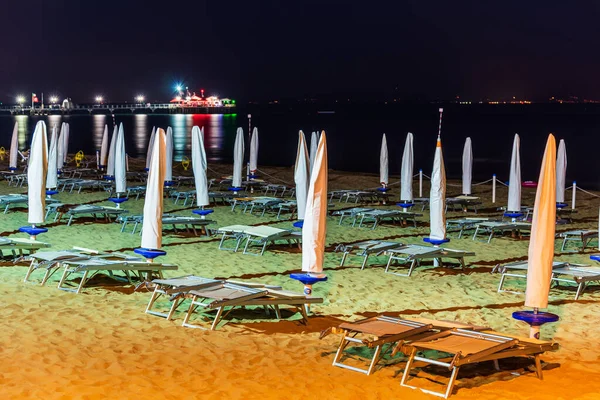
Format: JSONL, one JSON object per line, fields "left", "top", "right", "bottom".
{"left": 2, "top": 1, "right": 599, "bottom": 103}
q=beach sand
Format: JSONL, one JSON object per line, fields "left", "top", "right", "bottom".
{"left": 1, "top": 159, "right": 599, "bottom": 399}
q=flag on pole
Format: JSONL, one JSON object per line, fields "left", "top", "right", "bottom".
{"left": 32, "top": 93, "right": 39, "bottom": 103}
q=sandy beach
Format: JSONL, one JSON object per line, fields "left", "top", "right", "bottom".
{"left": 1, "top": 159, "right": 599, "bottom": 400}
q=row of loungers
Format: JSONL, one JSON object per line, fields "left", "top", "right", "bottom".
{"left": 145, "top": 275, "right": 322, "bottom": 330}
{"left": 24, "top": 249, "right": 178, "bottom": 294}
{"left": 0, "top": 237, "right": 50, "bottom": 260}
{"left": 117, "top": 214, "right": 215, "bottom": 236}
{"left": 336, "top": 240, "right": 474, "bottom": 275}
{"left": 217, "top": 225, "right": 301, "bottom": 255}
{"left": 321, "top": 315, "right": 558, "bottom": 398}
{"left": 331, "top": 207, "right": 422, "bottom": 229}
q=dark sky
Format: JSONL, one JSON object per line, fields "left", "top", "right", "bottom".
{"left": 2, "top": 1, "right": 599, "bottom": 103}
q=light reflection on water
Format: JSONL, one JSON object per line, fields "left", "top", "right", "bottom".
{"left": 2, "top": 114, "right": 237, "bottom": 164}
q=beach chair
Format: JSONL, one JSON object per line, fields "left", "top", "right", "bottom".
{"left": 445, "top": 196, "right": 482, "bottom": 213}
{"left": 241, "top": 225, "right": 300, "bottom": 255}
{"left": 400, "top": 329, "right": 558, "bottom": 398}
{"left": 180, "top": 281, "right": 323, "bottom": 330}
{"left": 446, "top": 218, "right": 495, "bottom": 239}
{"left": 493, "top": 260, "right": 569, "bottom": 294}
{"left": 161, "top": 215, "right": 215, "bottom": 236}
{"left": 126, "top": 185, "right": 147, "bottom": 200}
{"left": 56, "top": 257, "right": 178, "bottom": 294}
{"left": 0, "top": 237, "right": 51, "bottom": 260}
{"left": 331, "top": 207, "right": 374, "bottom": 225}
{"left": 336, "top": 240, "right": 404, "bottom": 269}
{"left": 412, "top": 197, "right": 430, "bottom": 211}
{"left": 384, "top": 245, "right": 475, "bottom": 277}
{"left": 171, "top": 189, "right": 196, "bottom": 205}
{"left": 60, "top": 204, "right": 128, "bottom": 226}
{"left": 329, "top": 190, "right": 353, "bottom": 202}
{"left": 216, "top": 225, "right": 251, "bottom": 251}
{"left": 0, "top": 194, "right": 28, "bottom": 214}
{"left": 208, "top": 191, "right": 233, "bottom": 205}
{"left": 247, "top": 197, "right": 284, "bottom": 217}
{"left": 557, "top": 229, "right": 598, "bottom": 252}
{"left": 321, "top": 316, "right": 487, "bottom": 375}
{"left": 263, "top": 184, "right": 291, "bottom": 197}
{"left": 273, "top": 200, "right": 297, "bottom": 220}
{"left": 472, "top": 221, "right": 532, "bottom": 243}
{"left": 356, "top": 209, "right": 421, "bottom": 229}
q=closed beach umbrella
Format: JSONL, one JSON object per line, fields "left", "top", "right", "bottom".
{"left": 525, "top": 135, "right": 556, "bottom": 310}
{"left": 294, "top": 131, "right": 310, "bottom": 220}
{"left": 429, "top": 135, "right": 446, "bottom": 240}
{"left": 46, "top": 126, "right": 58, "bottom": 190}
{"left": 556, "top": 139, "right": 567, "bottom": 204}
{"left": 9, "top": 122, "right": 18, "bottom": 171}
{"left": 302, "top": 132, "right": 328, "bottom": 277}
{"left": 100, "top": 124, "right": 109, "bottom": 168}
{"left": 63, "top": 123, "right": 69, "bottom": 163}
{"left": 165, "top": 126, "right": 173, "bottom": 182}
{"left": 115, "top": 123, "right": 127, "bottom": 194}
{"left": 380, "top": 134, "right": 389, "bottom": 187}
{"left": 462, "top": 137, "right": 472, "bottom": 195}
{"left": 192, "top": 126, "right": 209, "bottom": 207}
{"left": 400, "top": 132, "right": 414, "bottom": 202}
{"left": 232, "top": 128, "right": 244, "bottom": 188}
{"left": 507, "top": 134, "right": 521, "bottom": 212}
{"left": 107, "top": 125, "right": 118, "bottom": 176}
{"left": 146, "top": 126, "right": 156, "bottom": 170}
{"left": 249, "top": 127, "right": 259, "bottom": 174}
{"left": 28, "top": 121, "right": 48, "bottom": 225}
{"left": 309, "top": 131, "right": 318, "bottom": 173}
{"left": 56, "top": 123, "right": 65, "bottom": 172}
{"left": 141, "top": 128, "right": 167, "bottom": 250}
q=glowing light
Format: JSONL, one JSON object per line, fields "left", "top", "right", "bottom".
{"left": 16, "top": 96, "right": 25, "bottom": 104}
{"left": 95, "top": 96, "right": 104, "bottom": 103}
{"left": 49, "top": 96, "right": 59, "bottom": 103}
{"left": 135, "top": 95, "right": 145, "bottom": 103}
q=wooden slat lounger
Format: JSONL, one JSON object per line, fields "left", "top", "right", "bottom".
{"left": 400, "top": 329, "right": 558, "bottom": 398}
{"left": 384, "top": 245, "right": 475, "bottom": 277}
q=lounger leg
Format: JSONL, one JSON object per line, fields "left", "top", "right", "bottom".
{"left": 575, "top": 282, "right": 585, "bottom": 300}
{"left": 534, "top": 354, "right": 543, "bottom": 379}
{"left": 498, "top": 273, "right": 507, "bottom": 292}
{"left": 145, "top": 287, "right": 162, "bottom": 315}
{"left": 444, "top": 367, "right": 460, "bottom": 399}
{"left": 340, "top": 252, "right": 348, "bottom": 267}
{"left": 400, "top": 348, "right": 417, "bottom": 388}
{"left": 76, "top": 271, "right": 89, "bottom": 294}
{"left": 57, "top": 267, "right": 70, "bottom": 291}
{"left": 472, "top": 226, "right": 479, "bottom": 241}
{"left": 366, "top": 345, "right": 383, "bottom": 375}
{"left": 561, "top": 237, "right": 567, "bottom": 252}
{"left": 210, "top": 307, "right": 224, "bottom": 330}
{"left": 360, "top": 255, "right": 369, "bottom": 270}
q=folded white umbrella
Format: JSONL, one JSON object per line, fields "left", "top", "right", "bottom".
{"left": 429, "top": 136, "right": 447, "bottom": 240}
{"left": 462, "top": 137, "right": 472, "bottom": 195}
{"left": 165, "top": 126, "right": 173, "bottom": 182}
{"left": 107, "top": 125, "right": 118, "bottom": 176}
{"left": 294, "top": 131, "right": 310, "bottom": 220}
{"left": 232, "top": 128, "right": 244, "bottom": 188}
{"left": 302, "top": 132, "right": 328, "bottom": 277}
{"left": 28, "top": 121, "right": 48, "bottom": 225}
{"left": 46, "top": 125, "right": 58, "bottom": 190}
{"left": 192, "top": 126, "right": 209, "bottom": 207}
{"left": 249, "top": 127, "right": 259, "bottom": 174}
{"left": 57, "top": 123, "right": 65, "bottom": 172}
{"left": 507, "top": 134, "right": 521, "bottom": 212}
{"left": 380, "top": 133, "right": 389, "bottom": 187}
{"left": 556, "top": 139, "right": 567, "bottom": 204}
{"left": 146, "top": 126, "right": 156, "bottom": 170}
{"left": 100, "top": 124, "right": 109, "bottom": 168}
{"left": 63, "top": 123, "right": 70, "bottom": 163}
{"left": 400, "top": 132, "right": 414, "bottom": 202}
{"left": 141, "top": 128, "right": 167, "bottom": 250}
{"left": 309, "top": 131, "right": 318, "bottom": 173}
{"left": 9, "top": 122, "right": 18, "bottom": 171}
{"left": 115, "top": 123, "right": 127, "bottom": 194}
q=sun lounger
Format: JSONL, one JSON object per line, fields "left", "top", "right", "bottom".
{"left": 413, "top": 197, "right": 430, "bottom": 211}
{"left": 170, "top": 189, "right": 196, "bottom": 205}
{"left": 0, "top": 237, "right": 51, "bottom": 260}
{"left": 60, "top": 204, "right": 128, "bottom": 226}
{"left": 472, "top": 221, "right": 532, "bottom": 243}
{"left": 321, "top": 316, "right": 487, "bottom": 375}
{"left": 273, "top": 200, "right": 297, "bottom": 220}
{"left": 262, "top": 184, "right": 291, "bottom": 197}
{"left": 329, "top": 190, "right": 353, "bottom": 202}
{"left": 557, "top": 229, "right": 598, "bottom": 252}
{"left": 179, "top": 281, "right": 323, "bottom": 330}
{"left": 57, "top": 257, "right": 178, "bottom": 294}
{"left": 126, "top": 185, "right": 146, "bottom": 200}
{"left": 356, "top": 209, "right": 421, "bottom": 229}
{"left": 400, "top": 328, "right": 558, "bottom": 398}
{"left": 493, "top": 260, "right": 569, "bottom": 294}
{"left": 247, "top": 197, "right": 284, "bottom": 217}
{"left": 445, "top": 196, "right": 482, "bottom": 213}
{"left": 384, "top": 245, "right": 475, "bottom": 277}
{"left": 117, "top": 214, "right": 214, "bottom": 236}
{"left": 446, "top": 218, "right": 496, "bottom": 239}
{"left": 331, "top": 207, "right": 374, "bottom": 225}
{"left": 241, "top": 225, "right": 301, "bottom": 255}
{"left": 336, "top": 240, "right": 404, "bottom": 269}
{"left": 0, "top": 194, "right": 28, "bottom": 214}
{"left": 5, "top": 173, "right": 27, "bottom": 187}
{"left": 61, "top": 179, "right": 112, "bottom": 194}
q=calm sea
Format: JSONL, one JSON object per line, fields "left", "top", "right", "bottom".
{"left": 0, "top": 104, "right": 598, "bottom": 189}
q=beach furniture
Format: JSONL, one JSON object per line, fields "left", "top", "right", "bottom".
{"left": 60, "top": 204, "right": 129, "bottom": 226}
{"left": 179, "top": 281, "right": 323, "bottom": 330}
{"left": 557, "top": 229, "right": 598, "bottom": 251}
{"left": 56, "top": 257, "right": 178, "bottom": 294}
{"left": 329, "top": 189, "right": 353, "bottom": 202}
{"left": 331, "top": 207, "right": 373, "bottom": 225}
{"left": 472, "top": 221, "right": 532, "bottom": 243}
{"left": 263, "top": 184, "right": 292, "bottom": 197}
{"left": 445, "top": 196, "right": 482, "bottom": 213}
{"left": 494, "top": 260, "right": 600, "bottom": 300}
{"left": 126, "top": 185, "right": 147, "bottom": 200}
{"left": 400, "top": 328, "right": 558, "bottom": 398}
{"left": 384, "top": 245, "right": 475, "bottom": 277}
{"left": 246, "top": 197, "right": 285, "bottom": 217}
{"left": 171, "top": 189, "right": 196, "bottom": 205}
{"left": 412, "top": 197, "right": 430, "bottom": 211}
{"left": 0, "top": 194, "right": 29, "bottom": 213}
{"left": 117, "top": 214, "right": 215, "bottom": 236}
{"left": 321, "top": 316, "right": 486, "bottom": 375}
{"left": 446, "top": 217, "right": 496, "bottom": 239}
{"left": 0, "top": 237, "right": 51, "bottom": 260}
{"left": 216, "top": 225, "right": 301, "bottom": 255}
{"left": 216, "top": 224, "right": 250, "bottom": 252}
{"left": 5, "top": 173, "right": 28, "bottom": 187}
{"left": 273, "top": 200, "right": 297, "bottom": 220}
{"left": 60, "top": 179, "right": 113, "bottom": 193}
{"left": 355, "top": 209, "right": 421, "bottom": 229}
{"left": 336, "top": 240, "right": 404, "bottom": 269}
